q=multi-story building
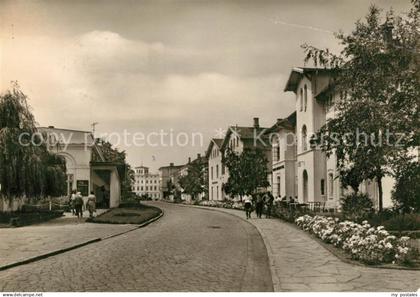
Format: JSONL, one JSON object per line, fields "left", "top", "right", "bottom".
{"left": 206, "top": 138, "right": 224, "bottom": 201}
{"left": 133, "top": 166, "right": 161, "bottom": 200}
{"left": 39, "top": 126, "right": 122, "bottom": 208}
{"left": 206, "top": 117, "right": 272, "bottom": 201}
{"left": 284, "top": 67, "right": 396, "bottom": 209}
{"left": 265, "top": 113, "right": 297, "bottom": 199}
{"left": 173, "top": 154, "right": 208, "bottom": 201}
{"left": 159, "top": 163, "right": 184, "bottom": 199}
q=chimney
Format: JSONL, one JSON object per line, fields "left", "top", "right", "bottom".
{"left": 48, "top": 125, "right": 55, "bottom": 129}
{"left": 197, "top": 153, "right": 201, "bottom": 159}
{"left": 170, "top": 162, "right": 174, "bottom": 167}
{"left": 188, "top": 157, "right": 191, "bottom": 163}
{"left": 277, "top": 118, "right": 282, "bottom": 124}
{"left": 253, "top": 117, "right": 259, "bottom": 128}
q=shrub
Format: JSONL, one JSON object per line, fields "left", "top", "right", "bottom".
{"left": 367, "top": 211, "right": 420, "bottom": 231}
{"left": 295, "top": 214, "right": 418, "bottom": 266}
{"left": 341, "top": 193, "right": 373, "bottom": 221}
{"left": 392, "top": 161, "right": 420, "bottom": 213}
{"left": 381, "top": 214, "right": 420, "bottom": 232}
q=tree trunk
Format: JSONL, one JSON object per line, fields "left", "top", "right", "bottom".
{"left": 377, "top": 176, "right": 383, "bottom": 212}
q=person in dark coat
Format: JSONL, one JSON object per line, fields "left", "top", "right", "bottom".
{"left": 255, "top": 194, "right": 264, "bottom": 218}
{"left": 265, "top": 192, "right": 274, "bottom": 218}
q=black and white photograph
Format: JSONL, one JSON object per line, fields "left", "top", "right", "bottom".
{"left": 0, "top": 0, "right": 419, "bottom": 295}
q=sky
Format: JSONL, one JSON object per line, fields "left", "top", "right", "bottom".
{"left": 0, "top": 0, "right": 412, "bottom": 172}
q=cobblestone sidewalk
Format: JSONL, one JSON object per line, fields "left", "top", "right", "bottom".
{"left": 0, "top": 211, "right": 138, "bottom": 268}
{"left": 193, "top": 205, "right": 420, "bottom": 292}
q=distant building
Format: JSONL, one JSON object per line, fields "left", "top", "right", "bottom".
{"left": 132, "top": 166, "right": 161, "bottom": 200}
{"left": 159, "top": 163, "right": 184, "bottom": 199}
{"left": 39, "top": 126, "right": 121, "bottom": 208}
{"left": 206, "top": 117, "right": 272, "bottom": 201}
{"left": 164, "top": 154, "right": 208, "bottom": 202}
{"left": 206, "top": 139, "right": 224, "bottom": 201}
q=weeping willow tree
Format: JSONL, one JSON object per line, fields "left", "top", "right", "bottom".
{"left": 0, "top": 83, "right": 67, "bottom": 200}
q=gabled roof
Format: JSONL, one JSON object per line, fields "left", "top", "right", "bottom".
{"left": 205, "top": 138, "right": 224, "bottom": 158}
{"left": 220, "top": 126, "right": 270, "bottom": 152}
{"left": 284, "top": 67, "right": 332, "bottom": 93}
{"left": 264, "top": 111, "right": 296, "bottom": 134}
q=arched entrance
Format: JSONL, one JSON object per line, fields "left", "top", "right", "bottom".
{"left": 303, "top": 170, "right": 308, "bottom": 202}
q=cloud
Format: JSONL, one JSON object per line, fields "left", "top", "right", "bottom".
{"left": 1, "top": 29, "right": 295, "bottom": 171}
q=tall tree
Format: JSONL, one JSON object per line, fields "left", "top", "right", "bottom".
{"left": 178, "top": 158, "right": 208, "bottom": 200}
{"left": 0, "top": 83, "right": 67, "bottom": 199}
{"left": 222, "top": 147, "right": 269, "bottom": 199}
{"left": 93, "top": 139, "right": 135, "bottom": 200}
{"left": 305, "top": 2, "right": 419, "bottom": 211}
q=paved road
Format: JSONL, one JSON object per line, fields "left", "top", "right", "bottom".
{"left": 0, "top": 202, "right": 273, "bottom": 292}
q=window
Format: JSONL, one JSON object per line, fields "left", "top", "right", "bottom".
{"left": 300, "top": 88, "right": 303, "bottom": 111}
{"left": 216, "top": 165, "right": 219, "bottom": 178}
{"left": 302, "top": 125, "right": 307, "bottom": 151}
{"left": 222, "top": 164, "right": 225, "bottom": 175}
{"left": 303, "top": 170, "right": 308, "bottom": 202}
{"left": 276, "top": 144, "right": 280, "bottom": 161}
{"left": 146, "top": 186, "right": 148, "bottom": 191}
{"left": 321, "top": 179, "right": 325, "bottom": 196}
{"left": 328, "top": 173, "right": 334, "bottom": 197}
{"left": 304, "top": 84, "right": 308, "bottom": 112}
{"left": 141, "top": 186, "right": 143, "bottom": 191}
{"left": 211, "top": 166, "right": 214, "bottom": 180}
{"left": 216, "top": 186, "right": 219, "bottom": 199}
{"left": 277, "top": 176, "right": 281, "bottom": 197}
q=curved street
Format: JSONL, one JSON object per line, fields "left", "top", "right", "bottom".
{"left": 0, "top": 202, "right": 419, "bottom": 292}
{"left": 0, "top": 202, "right": 273, "bottom": 292}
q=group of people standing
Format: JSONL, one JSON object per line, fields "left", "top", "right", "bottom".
{"left": 69, "top": 190, "right": 97, "bottom": 218}
{"left": 243, "top": 191, "right": 274, "bottom": 219}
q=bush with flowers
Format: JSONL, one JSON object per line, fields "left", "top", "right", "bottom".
{"left": 295, "top": 214, "right": 418, "bottom": 266}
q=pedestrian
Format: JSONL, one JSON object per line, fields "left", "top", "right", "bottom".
{"left": 70, "top": 190, "right": 77, "bottom": 215}
{"left": 243, "top": 194, "right": 253, "bottom": 219}
{"left": 74, "top": 192, "right": 84, "bottom": 218}
{"left": 86, "top": 191, "right": 96, "bottom": 218}
{"left": 266, "top": 191, "right": 274, "bottom": 218}
{"left": 255, "top": 194, "right": 264, "bottom": 218}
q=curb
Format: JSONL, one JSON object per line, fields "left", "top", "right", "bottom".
{"left": 0, "top": 208, "right": 164, "bottom": 272}
{"left": 0, "top": 238, "right": 101, "bottom": 272}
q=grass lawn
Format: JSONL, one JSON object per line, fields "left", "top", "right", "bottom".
{"left": 89, "top": 203, "right": 162, "bottom": 225}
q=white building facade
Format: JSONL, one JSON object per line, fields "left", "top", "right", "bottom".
{"left": 206, "top": 139, "right": 224, "bottom": 201}
{"left": 40, "top": 126, "right": 121, "bottom": 208}
{"left": 267, "top": 115, "right": 297, "bottom": 199}
{"left": 133, "top": 166, "right": 161, "bottom": 200}
{"left": 284, "top": 67, "right": 396, "bottom": 209}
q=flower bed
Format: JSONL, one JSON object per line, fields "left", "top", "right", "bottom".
{"left": 295, "top": 214, "right": 419, "bottom": 266}
{"left": 198, "top": 200, "right": 244, "bottom": 210}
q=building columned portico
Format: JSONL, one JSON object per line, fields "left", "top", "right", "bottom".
{"left": 39, "top": 126, "right": 122, "bottom": 208}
